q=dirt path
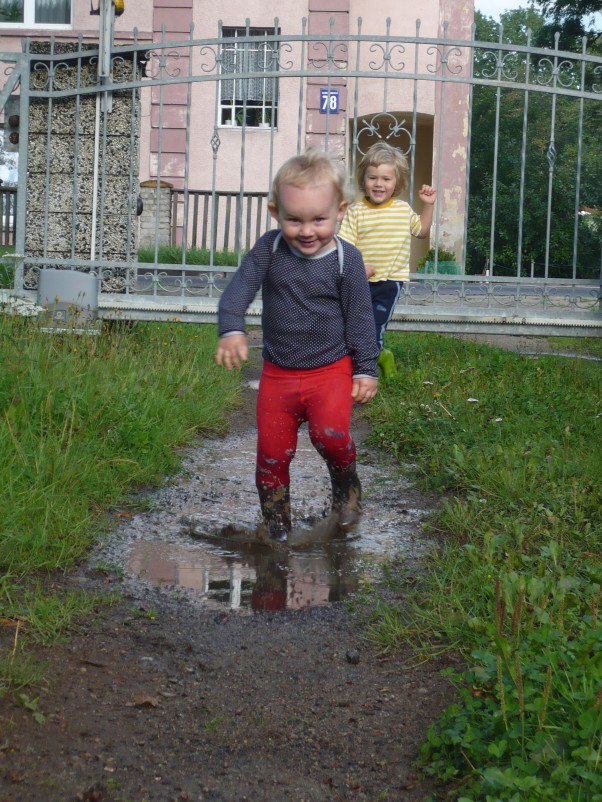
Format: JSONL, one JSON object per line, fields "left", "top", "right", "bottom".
{"left": 2, "top": 332, "right": 594, "bottom": 801}
{"left": 0, "top": 332, "right": 462, "bottom": 802}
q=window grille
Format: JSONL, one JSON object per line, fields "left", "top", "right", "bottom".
{"left": 219, "top": 27, "right": 278, "bottom": 128}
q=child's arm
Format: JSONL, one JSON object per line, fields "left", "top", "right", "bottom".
{"left": 215, "top": 233, "right": 273, "bottom": 369}
{"left": 417, "top": 185, "right": 436, "bottom": 238}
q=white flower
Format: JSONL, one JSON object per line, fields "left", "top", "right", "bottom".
{"left": 1, "top": 297, "right": 45, "bottom": 317}
{"left": 466, "top": 397, "right": 479, "bottom": 403}
{"left": 493, "top": 417, "right": 503, "bottom": 423}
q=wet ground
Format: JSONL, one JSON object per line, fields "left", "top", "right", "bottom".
{"left": 94, "top": 395, "right": 435, "bottom": 614}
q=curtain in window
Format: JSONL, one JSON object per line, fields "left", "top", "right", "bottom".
{"left": 220, "top": 34, "right": 276, "bottom": 103}
{"left": 0, "top": 1, "right": 24, "bottom": 23}
{"left": 246, "top": 43, "right": 275, "bottom": 102}
{"left": 220, "top": 43, "right": 238, "bottom": 102}
{"left": 36, "top": 0, "right": 70, "bottom": 23}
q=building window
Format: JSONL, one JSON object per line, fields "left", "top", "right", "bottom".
{"left": 220, "top": 27, "right": 278, "bottom": 128}
{"left": 0, "top": 0, "right": 72, "bottom": 26}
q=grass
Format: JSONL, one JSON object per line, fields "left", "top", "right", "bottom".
{"left": 363, "top": 332, "right": 602, "bottom": 802}
{"left": 0, "top": 245, "right": 16, "bottom": 289}
{"left": 137, "top": 243, "right": 241, "bottom": 267}
{"left": 0, "top": 315, "right": 240, "bottom": 696}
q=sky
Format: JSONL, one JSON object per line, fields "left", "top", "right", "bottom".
{"left": 475, "top": 0, "right": 602, "bottom": 23}
{"left": 475, "top": 0, "right": 532, "bottom": 19}
{"left": 474, "top": 0, "right": 529, "bottom": 20}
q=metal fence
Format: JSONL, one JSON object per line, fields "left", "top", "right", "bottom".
{"left": 1, "top": 19, "right": 601, "bottom": 335}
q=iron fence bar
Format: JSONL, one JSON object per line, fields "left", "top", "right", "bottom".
{"left": 69, "top": 36, "right": 83, "bottom": 262}
{"left": 572, "top": 37, "right": 587, "bottom": 280}
{"left": 14, "top": 41, "right": 30, "bottom": 288}
{"left": 462, "top": 23, "right": 475, "bottom": 272}
{"left": 433, "top": 21, "right": 453, "bottom": 274}
{"left": 349, "top": 16, "right": 362, "bottom": 179}
{"left": 209, "top": 21, "right": 223, "bottom": 277}
{"left": 264, "top": 15, "right": 279, "bottom": 221}
{"left": 516, "top": 29, "right": 531, "bottom": 278}
{"left": 488, "top": 27, "right": 504, "bottom": 277}
{"left": 97, "top": 56, "right": 110, "bottom": 266}
{"left": 152, "top": 25, "right": 169, "bottom": 292}
{"left": 408, "top": 19, "right": 420, "bottom": 204}
{"left": 24, "top": 60, "right": 602, "bottom": 104}
{"left": 179, "top": 23, "right": 195, "bottom": 280}
{"left": 40, "top": 37, "right": 57, "bottom": 260}
{"left": 544, "top": 33, "right": 562, "bottom": 280}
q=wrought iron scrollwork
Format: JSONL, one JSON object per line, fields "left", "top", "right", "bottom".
{"left": 356, "top": 113, "right": 413, "bottom": 156}
{"left": 368, "top": 43, "right": 405, "bottom": 72}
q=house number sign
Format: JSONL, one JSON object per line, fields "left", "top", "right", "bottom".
{"left": 319, "top": 89, "right": 339, "bottom": 114}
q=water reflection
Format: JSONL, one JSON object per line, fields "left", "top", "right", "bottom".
{"left": 97, "top": 426, "right": 435, "bottom": 612}
{"left": 128, "top": 531, "right": 359, "bottom": 611}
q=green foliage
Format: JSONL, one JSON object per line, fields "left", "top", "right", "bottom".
{"left": 0, "top": 246, "right": 16, "bottom": 289}
{"left": 467, "top": 10, "right": 602, "bottom": 276}
{"left": 416, "top": 247, "right": 460, "bottom": 275}
{"left": 365, "top": 331, "right": 602, "bottom": 801}
{"left": 137, "top": 244, "right": 241, "bottom": 267}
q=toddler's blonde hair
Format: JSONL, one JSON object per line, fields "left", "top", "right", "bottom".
{"left": 270, "top": 149, "right": 353, "bottom": 209}
{"left": 357, "top": 141, "right": 409, "bottom": 197}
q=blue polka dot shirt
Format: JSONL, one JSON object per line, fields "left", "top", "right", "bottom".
{"left": 218, "top": 230, "right": 379, "bottom": 378}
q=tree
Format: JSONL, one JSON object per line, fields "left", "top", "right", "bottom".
{"left": 466, "top": 10, "right": 602, "bottom": 276}
{"left": 532, "top": 0, "right": 601, "bottom": 48}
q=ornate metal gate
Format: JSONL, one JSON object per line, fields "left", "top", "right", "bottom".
{"left": 1, "top": 17, "right": 601, "bottom": 335}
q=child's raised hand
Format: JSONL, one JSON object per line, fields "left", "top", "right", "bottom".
{"left": 215, "top": 334, "right": 248, "bottom": 370}
{"left": 418, "top": 185, "right": 437, "bottom": 205}
{"left": 351, "top": 376, "right": 378, "bottom": 404}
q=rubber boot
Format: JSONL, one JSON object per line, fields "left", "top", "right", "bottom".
{"left": 257, "top": 485, "right": 291, "bottom": 543}
{"left": 377, "top": 348, "right": 397, "bottom": 380}
{"left": 328, "top": 462, "right": 362, "bottom": 532}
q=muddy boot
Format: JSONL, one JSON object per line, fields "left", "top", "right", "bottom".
{"left": 257, "top": 485, "right": 291, "bottom": 543}
{"left": 328, "top": 463, "right": 362, "bottom": 532}
{"left": 377, "top": 348, "right": 397, "bottom": 380}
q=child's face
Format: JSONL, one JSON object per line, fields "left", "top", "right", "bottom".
{"left": 364, "top": 162, "right": 397, "bottom": 205}
{"left": 269, "top": 182, "right": 347, "bottom": 258}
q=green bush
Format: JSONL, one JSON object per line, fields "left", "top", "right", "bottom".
{"left": 416, "top": 247, "right": 460, "bottom": 275}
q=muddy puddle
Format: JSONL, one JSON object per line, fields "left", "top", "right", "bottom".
{"left": 93, "top": 412, "right": 436, "bottom": 613}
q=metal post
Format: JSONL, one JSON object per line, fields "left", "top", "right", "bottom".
{"left": 97, "top": 0, "right": 115, "bottom": 113}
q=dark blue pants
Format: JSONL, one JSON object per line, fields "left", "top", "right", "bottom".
{"left": 370, "top": 280, "right": 402, "bottom": 351}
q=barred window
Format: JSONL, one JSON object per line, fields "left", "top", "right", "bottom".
{"left": 220, "top": 27, "right": 278, "bottom": 129}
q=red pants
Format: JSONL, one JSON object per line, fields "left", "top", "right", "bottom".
{"left": 256, "top": 357, "right": 356, "bottom": 491}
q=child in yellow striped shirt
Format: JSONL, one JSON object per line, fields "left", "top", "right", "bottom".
{"left": 338, "top": 141, "right": 436, "bottom": 378}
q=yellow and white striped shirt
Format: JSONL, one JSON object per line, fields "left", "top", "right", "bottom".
{"left": 338, "top": 197, "right": 421, "bottom": 282}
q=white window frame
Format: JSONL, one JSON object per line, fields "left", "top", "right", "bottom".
{"left": 0, "top": 0, "right": 73, "bottom": 28}
{"left": 219, "top": 27, "right": 279, "bottom": 129}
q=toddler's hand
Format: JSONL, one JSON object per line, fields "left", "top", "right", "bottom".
{"left": 364, "top": 263, "right": 376, "bottom": 279}
{"left": 352, "top": 377, "right": 378, "bottom": 404}
{"left": 215, "top": 334, "right": 248, "bottom": 370}
{"left": 418, "top": 185, "right": 437, "bottom": 205}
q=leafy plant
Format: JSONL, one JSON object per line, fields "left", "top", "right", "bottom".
{"left": 416, "top": 247, "right": 459, "bottom": 275}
